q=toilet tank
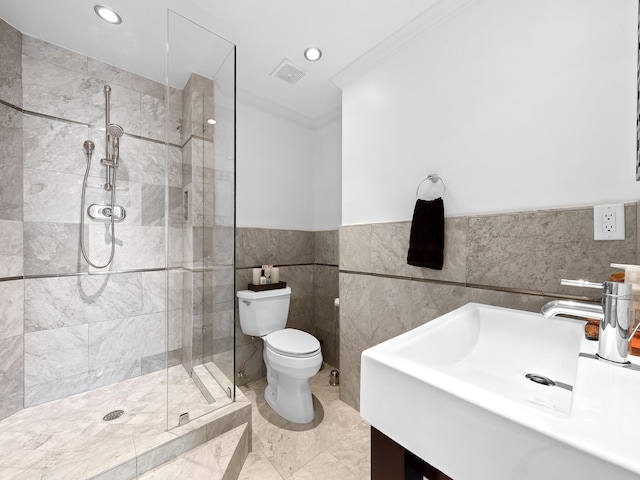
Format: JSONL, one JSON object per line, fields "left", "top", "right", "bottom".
{"left": 237, "top": 287, "right": 291, "bottom": 336}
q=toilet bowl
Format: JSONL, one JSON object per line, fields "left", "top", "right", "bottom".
{"left": 263, "top": 329, "right": 323, "bottom": 423}
{"left": 237, "top": 288, "right": 323, "bottom": 423}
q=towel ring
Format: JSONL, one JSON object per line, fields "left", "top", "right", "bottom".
{"left": 416, "top": 174, "right": 446, "bottom": 200}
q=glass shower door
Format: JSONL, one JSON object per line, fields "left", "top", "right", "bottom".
{"left": 166, "top": 10, "right": 236, "bottom": 429}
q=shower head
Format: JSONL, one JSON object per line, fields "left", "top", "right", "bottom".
{"left": 108, "top": 123, "right": 124, "bottom": 138}
{"left": 83, "top": 140, "right": 95, "bottom": 156}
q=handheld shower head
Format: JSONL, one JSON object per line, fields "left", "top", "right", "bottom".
{"left": 106, "top": 124, "right": 124, "bottom": 164}
{"left": 83, "top": 140, "right": 95, "bottom": 157}
{"left": 108, "top": 123, "right": 124, "bottom": 138}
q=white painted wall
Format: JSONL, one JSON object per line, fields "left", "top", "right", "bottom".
{"left": 341, "top": 0, "right": 640, "bottom": 225}
{"left": 236, "top": 100, "right": 342, "bottom": 230}
{"left": 314, "top": 117, "right": 342, "bottom": 230}
{"left": 236, "top": 101, "right": 315, "bottom": 229}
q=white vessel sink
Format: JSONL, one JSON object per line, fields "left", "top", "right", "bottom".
{"left": 361, "top": 303, "right": 640, "bottom": 480}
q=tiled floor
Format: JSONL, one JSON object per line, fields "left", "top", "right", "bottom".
{"left": 238, "top": 364, "right": 371, "bottom": 480}
{"left": 0, "top": 365, "right": 231, "bottom": 479}
{"left": 0, "top": 362, "right": 369, "bottom": 479}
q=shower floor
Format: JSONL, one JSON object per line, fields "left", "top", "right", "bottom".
{"left": 0, "top": 365, "right": 233, "bottom": 479}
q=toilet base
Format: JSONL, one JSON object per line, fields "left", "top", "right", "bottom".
{"left": 264, "top": 374, "right": 315, "bottom": 424}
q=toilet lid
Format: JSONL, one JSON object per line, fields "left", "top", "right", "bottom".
{"left": 265, "top": 329, "right": 321, "bottom": 357}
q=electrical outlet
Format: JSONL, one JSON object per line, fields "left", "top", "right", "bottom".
{"left": 594, "top": 204, "right": 625, "bottom": 240}
{"left": 603, "top": 212, "right": 616, "bottom": 233}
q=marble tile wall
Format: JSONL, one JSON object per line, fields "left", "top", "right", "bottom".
{"left": 20, "top": 272, "right": 184, "bottom": 407}
{"left": 0, "top": 18, "right": 22, "bottom": 108}
{"left": 20, "top": 34, "right": 184, "bottom": 275}
{"left": 339, "top": 204, "right": 639, "bottom": 410}
{"left": 0, "top": 27, "right": 189, "bottom": 417}
{"left": 0, "top": 18, "right": 23, "bottom": 421}
{"left": 180, "top": 72, "right": 235, "bottom": 387}
{"left": 235, "top": 228, "right": 340, "bottom": 385}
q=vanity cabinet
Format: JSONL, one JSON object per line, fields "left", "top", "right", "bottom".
{"left": 371, "top": 427, "right": 453, "bottom": 480}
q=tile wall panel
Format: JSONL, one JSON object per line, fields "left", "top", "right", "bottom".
{"left": 315, "top": 230, "right": 339, "bottom": 266}
{"left": 22, "top": 35, "right": 87, "bottom": 74}
{"left": 88, "top": 312, "right": 166, "bottom": 373}
{"left": 24, "top": 324, "right": 89, "bottom": 387}
{"left": 88, "top": 225, "right": 165, "bottom": 272}
{"left": 234, "top": 228, "right": 340, "bottom": 385}
{"left": 0, "top": 19, "right": 22, "bottom": 418}
{"left": 23, "top": 222, "right": 85, "bottom": 276}
{"left": 24, "top": 273, "right": 144, "bottom": 332}
{"left": 0, "top": 220, "right": 23, "bottom": 277}
{"left": 0, "top": 335, "right": 23, "bottom": 401}
{"left": 466, "top": 206, "right": 637, "bottom": 298}
{"left": 182, "top": 73, "right": 214, "bottom": 143}
{"left": 0, "top": 103, "right": 22, "bottom": 221}
{"left": 0, "top": 18, "right": 22, "bottom": 107}
{"left": 22, "top": 114, "right": 89, "bottom": 175}
{"left": 339, "top": 204, "right": 639, "bottom": 410}
{"left": 0, "top": 29, "right": 191, "bottom": 414}
{"left": 313, "top": 264, "right": 339, "bottom": 367}
{"left": 181, "top": 71, "right": 236, "bottom": 384}
{"left": 236, "top": 228, "right": 315, "bottom": 268}
{"left": 0, "top": 280, "right": 23, "bottom": 340}
{"left": 0, "top": 333, "right": 23, "bottom": 419}
{"left": 371, "top": 219, "right": 467, "bottom": 282}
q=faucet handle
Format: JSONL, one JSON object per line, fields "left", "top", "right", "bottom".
{"left": 561, "top": 279, "right": 603, "bottom": 289}
{"left": 562, "top": 278, "right": 632, "bottom": 296}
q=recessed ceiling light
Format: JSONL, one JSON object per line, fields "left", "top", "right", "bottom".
{"left": 94, "top": 5, "right": 122, "bottom": 25}
{"left": 206, "top": 119, "right": 217, "bottom": 125}
{"left": 304, "top": 47, "right": 322, "bottom": 62}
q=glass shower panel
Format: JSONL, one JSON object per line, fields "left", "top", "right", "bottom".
{"left": 204, "top": 40, "right": 236, "bottom": 398}
{"left": 166, "top": 10, "right": 236, "bottom": 429}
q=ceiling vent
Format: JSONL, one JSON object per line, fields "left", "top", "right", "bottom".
{"left": 270, "top": 59, "right": 307, "bottom": 86}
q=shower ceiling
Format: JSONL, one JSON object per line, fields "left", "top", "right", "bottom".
{"left": 0, "top": 0, "right": 441, "bottom": 124}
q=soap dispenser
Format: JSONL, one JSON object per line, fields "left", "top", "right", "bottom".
{"left": 610, "top": 263, "right": 640, "bottom": 355}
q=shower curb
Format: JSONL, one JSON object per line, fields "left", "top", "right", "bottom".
{"left": 137, "top": 422, "right": 250, "bottom": 480}
{"left": 88, "top": 389, "right": 252, "bottom": 480}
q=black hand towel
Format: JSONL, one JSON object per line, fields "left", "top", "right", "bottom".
{"left": 407, "top": 197, "right": 444, "bottom": 270}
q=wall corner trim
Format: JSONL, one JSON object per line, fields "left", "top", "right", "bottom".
{"left": 331, "top": 0, "right": 479, "bottom": 89}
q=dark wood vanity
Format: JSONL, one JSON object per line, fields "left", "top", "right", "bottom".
{"left": 371, "top": 427, "right": 453, "bottom": 480}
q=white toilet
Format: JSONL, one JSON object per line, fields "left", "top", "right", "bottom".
{"left": 237, "top": 287, "right": 323, "bottom": 423}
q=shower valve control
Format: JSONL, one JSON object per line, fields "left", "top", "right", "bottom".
{"left": 88, "top": 204, "right": 126, "bottom": 222}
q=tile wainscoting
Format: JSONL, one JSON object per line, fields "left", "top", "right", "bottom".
{"left": 339, "top": 204, "right": 638, "bottom": 410}
{"left": 235, "top": 228, "right": 339, "bottom": 385}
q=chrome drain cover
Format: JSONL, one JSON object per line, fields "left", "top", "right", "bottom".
{"left": 525, "top": 373, "right": 556, "bottom": 387}
{"left": 102, "top": 409, "right": 125, "bottom": 421}
{"left": 525, "top": 373, "right": 573, "bottom": 391}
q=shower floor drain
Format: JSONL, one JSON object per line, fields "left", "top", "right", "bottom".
{"left": 103, "top": 409, "right": 124, "bottom": 421}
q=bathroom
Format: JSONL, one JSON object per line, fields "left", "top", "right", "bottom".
{"left": 1, "top": 0, "right": 639, "bottom": 478}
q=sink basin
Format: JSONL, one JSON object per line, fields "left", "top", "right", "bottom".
{"left": 361, "top": 303, "right": 640, "bottom": 480}
{"left": 390, "top": 303, "right": 581, "bottom": 416}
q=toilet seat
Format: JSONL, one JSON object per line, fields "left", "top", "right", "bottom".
{"left": 264, "top": 328, "right": 321, "bottom": 358}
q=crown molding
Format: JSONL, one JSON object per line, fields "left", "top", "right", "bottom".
{"left": 237, "top": 87, "right": 321, "bottom": 129}
{"left": 331, "top": 0, "right": 479, "bottom": 89}
{"left": 236, "top": 87, "right": 342, "bottom": 130}
{"left": 313, "top": 106, "right": 342, "bottom": 129}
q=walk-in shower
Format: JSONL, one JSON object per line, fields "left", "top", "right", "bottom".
{"left": 80, "top": 84, "right": 127, "bottom": 269}
{"left": 0, "top": 7, "right": 237, "bottom": 478}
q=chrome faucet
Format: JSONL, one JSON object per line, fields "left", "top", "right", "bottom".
{"left": 541, "top": 279, "right": 634, "bottom": 365}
